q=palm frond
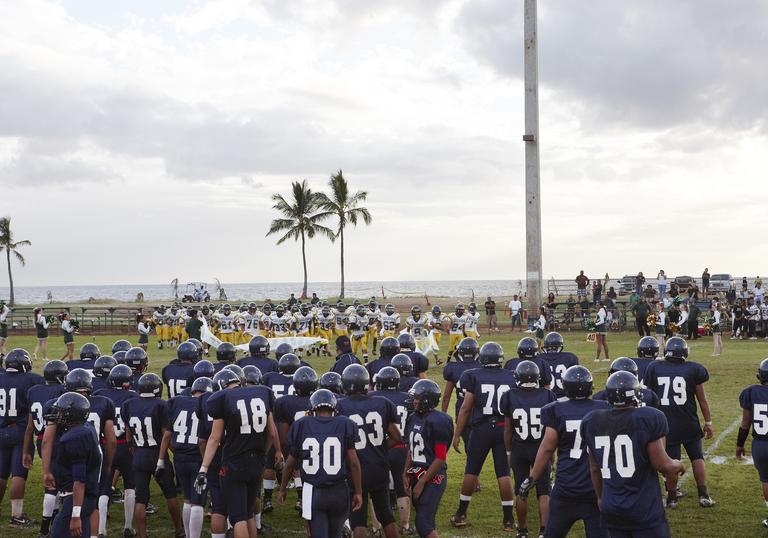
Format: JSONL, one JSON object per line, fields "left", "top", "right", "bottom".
{"left": 12, "top": 240, "right": 31, "bottom": 248}
{"left": 266, "top": 218, "right": 298, "bottom": 237}
{"left": 13, "top": 250, "right": 25, "bottom": 266}
{"left": 275, "top": 228, "right": 300, "bottom": 245}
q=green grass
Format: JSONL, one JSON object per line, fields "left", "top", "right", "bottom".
{"left": 3, "top": 329, "right": 768, "bottom": 537}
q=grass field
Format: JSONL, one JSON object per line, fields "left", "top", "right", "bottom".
{"left": 3, "top": 328, "right": 768, "bottom": 537}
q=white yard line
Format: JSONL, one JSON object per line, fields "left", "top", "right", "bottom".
{"left": 679, "top": 416, "right": 741, "bottom": 486}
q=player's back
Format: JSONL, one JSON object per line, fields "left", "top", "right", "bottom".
{"left": 399, "top": 376, "right": 418, "bottom": 392}
{"left": 369, "top": 390, "right": 409, "bottom": 436}
{"left": 633, "top": 357, "right": 655, "bottom": 384}
{"left": 336, "top": 394, "right": 396, "bottom": 476}
{"left": 503, "top": 357, "right": 553, "bottom": 388}
{"left": 594, "top": 387, "right": 660, "bottom": 408}
{"left": 541, "top": 398, "right": 609, "bottom": 500}
{"left": 405, "top": 410, "right": 454, "bottom": 470}
{"left": 536, "top": 351, "right": 579, "bottom": 397}
{"left": 93, "top": 387, "right": 138, "bottom": 441}
{"left": 365, "top": 357, "right": 390, "bottom": 381}
{"left": 27, "top": 384, "right": 66, "bottom": 437}
{"left": 740, "top": 384, "right": 768, "bottom": 442}
{"left": 289, "top": 415, "right": 357, "bottom": 487}
{"left": 262, "top": 371, "right": 296, "bottom": 399}
{"left": 581, "top": 406, "right": 668, "bottom": 531}
{"left": 122, "top": 397, "right": 166, "bottom": 449}
{"left": 66, "top": 359, "right": 95, "bottom": 373}
{"left": 0, "top": 371, "right": 43, "bottom": 427}
{"left": 206, "top": 385, "right": 275, "bottom": 459}
{"left": 644, "top": 359, "right": 708, "bottom": 443}
{"left": 85, "top": 394, "right": 115, "bottom": 440}
{"left": 502, "top": 387, "right": 557, "bottom": 444}
{"left": 274, "top": 394, "right": 312, "bottom": 426}
{"left": 405, "top": 351, "right": 429, "bottom": 375}
{"left": 442, "top": 361, "right": 479, "bottom": 414}
{"left": 459, "top": 367, "right": 517, "bottom": 425}
{"left": 55, "top": 422, "right": 102, "bottom": 495}
{"left": 167, "top": 395, "right": 204, "bottom": 462}
{"left": 237, "top": 355, "right": 279, "bottom": 374}
{"left": 162, "top": 361, "right": 194, "bottom": 398}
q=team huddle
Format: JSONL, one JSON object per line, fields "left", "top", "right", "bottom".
{"left": 4, "top": 321, "right": 768, "bottom": 537}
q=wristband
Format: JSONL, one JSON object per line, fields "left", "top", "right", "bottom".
{"left": 705, "top": 421, "right": 713, "bottom": 426}
{"left": 72, "top": 506, "right": 82, "bottom": 518}
{"left": 737, "top": 426, "right": 749, "bottom": 448}
{"left": 199, "top": 466, "right": 208, "bottom": 474}
{"left": 506, "top": 451, "right": 511, "bottom": 457}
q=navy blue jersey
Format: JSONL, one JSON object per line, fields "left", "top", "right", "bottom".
{"left": 536, "top": 352, "right": 579, "bottom": 397}
{"left": 740, "top": 384, "right": 768, "bottom": 442}
{"left": 458, "top": 367, "right": 518, "bottom": 425}
{"left": 162, "top": 361, "right": 195, "bottom": 399}
{"left": 644, "top": 360, "right": 708, "bottom": 443}
{"left": 633, "top": 358, "right": 655, "bottom": 384}
{"left": 369, "top": 390, "right": 409, "bottom": 436}
{"left": 0, "top": 372, "right": 43, "bottom": 428}
{"left": 503, "top": 357, "right": 554, "bottom": 388}
{"left": 501, "top": 387, "right": 557, "bottom": 444}
{"left": 594, "top": 387, "right": 660, "bottom": 409}
{"left": 27, "top": 384, "right": 65, "bottom": 436}
{"left": 405, "top": 410, "right": 453, "bottom": 470}
{"left": 93, "top": 388, "right": 138, "bottom": 441}
{"left": 336, "top": 395, "right": 397, "bottom": 481}
{"left": 86, "top": 394, "right": 116, "bottom": 440}
{"left": 206, "top": 385, "right": 275, "bottom": 460}
{"left": 122, "top": 396, "right": 167, "bottom": 449}
{"left": 54, "top": 423, "right": 102, "bottom": 496}
{"left": 65, "top": 359, "right": 95, "bottom": 373}
{"left": 213, "top": 361, "right": 234, "bottom": 373}
{"left": 274, "top": 394, "right": 311, "bottom": 426}
{"left": 165, "top": 395, "right": 204, "bottom": 462}
{"left": 262, "top": 372, "right": 296, "bottom": 399}
{"left": 130, "top": 372, "right": 142, "bottom": 391}
{"left": 330, "top": 353, "right": 360, "bottom": 375}
{"left": 541, "top": 398, "right": 610, "bottom": 500}
{"left": 442, "top": 361, "right": 480, "bottom": 415}
{"left": 236, "top": 356, "right": 279, "bottom": 374}
{"left": 92, "top": 376, "right": 110, "bottom": 393}
{"left": 288, "top": 415, "right": 357, "bottom": 487}
{"left": 366, "top": 358, "right": 390, "bottom": 382}
{"left": 405, "top": 351, "right": 429, "bottom": 375}
{"left": 399, "top": 376, "right": 418, "bottom": 393}
{"left": 581, "top": 407, "right": 668, "bottom": 530}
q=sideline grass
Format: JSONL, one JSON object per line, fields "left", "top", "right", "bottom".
{"left": 3, "top": 330, "right": 768, "bottom": 537}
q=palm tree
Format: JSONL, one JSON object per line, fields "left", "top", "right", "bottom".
{"left": 0, "top": 217, "right": 32, "bottom": 306}
{"left": 316, "top": 170, "right": 372, "bottom": 298}
{"left": 267, "top": 180, "right": 332, "bottom": 299}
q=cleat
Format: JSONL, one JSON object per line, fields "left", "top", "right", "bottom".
{"left": 400, "top": 526, "right": 417, "bottom": 536}
{"left": 699, "top": 496, "right": 716, "bottom": 507}
{"left": 343, "top": 523, "right": 352, "bottom": 538}
{"left": 124, "top": 529, "right": 137, "bottom": 537}
{"left": 675, "top": 488, "right": 687, "bottom": 499}
{"left": 262, "top": 499, "right": 274, "bottom": 513}
{"left": 145, "top": 502, "right": 157, "bottom": 515}
{"left": 450, "top": 514, "right": 468, "bottom": 528}
{"left": 516, "top": 529, "right": 529, "bottom": 538}
{"left": 294, "top": 499, "right": 302, "bottom": 512}
{"left": 10, "top": 514, "right": 36, "bottom": 528}
{"left": 763, "top": 519, "right": 768, "bottom": 528}
{"left": 37, "top": 532, "right": 51, "bottom": 538}
{"left": 666, "top": 497, "right": 678, "bottom": 509}
{"left": 503, "top": 520, "right": 515, "bottom": 532}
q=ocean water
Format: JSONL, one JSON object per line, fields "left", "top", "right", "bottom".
{"left": 0, "top": 280, "right": 530, "bottom": 304}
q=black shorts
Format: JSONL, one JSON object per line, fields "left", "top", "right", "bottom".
{"left": 132, "top": 448, "right": 177, "bottom": 505}
{"left": 465, "top": 420, "right": 509, "bottom": 478}
{"left": 175, "top": 458, "right": 205, "bottom": 505}
{"left": 388, "top": 446, "right": 408, "bottom": 498}
{"left": 208, "top": 461, "right": 226, "bottom": 515}
{"left": 303, "top": 481, "right": 349, "bottom": 538}
{"left": 665, "top": 438, "right": 704, "bottom": 462}
{"left": 606, "top": 522, "right": 670, "bottom": 538}
{"left": 350, "top": 485, "right": 394, "bottom": 530}
{"left": 0, "top": 424, "right": 29, "bottom": 480}
{"left": 412, "top": 474, "right": 446, "bottom": 537}
{"left": 220, "top": 452, "right": 264, "bottom": 524}
{"left": 112, "top": 444, "right": 135, "bottom": 490}
{"left": 510, "top": 442, "right": 550, "bottom": 496}
{"left": 753, "top": 439, "right": 768, "bottom": 482}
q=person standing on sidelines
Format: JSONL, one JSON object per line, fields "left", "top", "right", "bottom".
{"left": 59, "top": 312, "right": 77, "bottom": 360}
{"left": 0, "top": 300, "right": 9, "bottom": 359}
{"left": 508, "top": 295, "right": 523, "bottom": 332}
{"left": 137, "top": 313, "right": 152, "bottom": 352}
{"left": 484, "top": 297, "right": 498, "bottom": 333}
{"left": 581, "top": 371, "right": 684, "bottom": 538}
{"left": 702, "top": 268, "right": 710, "bottom": 298}
{"left": 575, "top": 271, "right": 590, "bottom": 302}
{"left": 33, "top": 307, "right": 50, "bottom": 361}
{"left": 737, "top": 358, "right": 768, "bottom": 528}
{"left": 593, "top": 301, "right": 609, "bottom": 362}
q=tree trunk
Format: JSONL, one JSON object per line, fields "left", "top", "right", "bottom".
{"left": 339, "top": 225, "right": 346, "bottom": 299}
{"left": 6, "top": 249, "right": 14, "bottom": 306}
{"left": 300, "top": 230, "right": 308, "bottom": 300}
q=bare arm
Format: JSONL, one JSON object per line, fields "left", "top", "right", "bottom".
{"left": 22, "top": 417, "right": 35, "bottom": 469}
{"left": 587, "top": 448, "right": 602, "bottom": 504}
{"left": 158, "top": 430, "right": 172, "bottom": 461}
{"left": 386, "top": 421, "right": 402, "bottom": 448}
{"left": 529, "top": 426, "right": 558, "bottom": 481}
{"left": 200, "top": 419, "right": 224, "bottom": 471}
{"left": 103, "top": 420, "right": 116, "bottom": 471}
{"left": 42, "top": 423, "right": 58, "bottom": 489}
{"left": 441, "top": 381, "right": 455, "bottom": 413}
{"left": 347, "top": 448, "right": 363, "bottom": 511}
{"left": 278, "top": 422, "right": 290, "bottom": 458}
{"left": 648, "top": 436, "right": 684, "bottom": 492}
{"left": 452, "top": 392, "right": 474, "bottom": 452}
{"left": 737, "top": 408, "right": 752, "bottom": 460}
{"left": 695, "top": 384, "right": 713, "bottom": 439}
{"left": 504, "top": 417, "right": 513, "bottom": 453}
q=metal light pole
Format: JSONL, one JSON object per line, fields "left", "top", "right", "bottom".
{"left": 523, "top": 0, "right": 543, "bottom": 320}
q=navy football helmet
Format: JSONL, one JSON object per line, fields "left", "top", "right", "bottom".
{"left": 479, "top": 342, "right": 504, "bottom": 367}
{"left": 319, "top": 371, "right": 343, "bottom": 394}
{"left": 561, "top": 365, "right": 593, "bottom": 399}
{"left": 113, "top": 350, "right": 128, "bottom": 365}
{"left": 374, "top": 366, "right": 400, "bottom": 391}
{"left": 605, "top": 371, "right": 641, "bottom": 408}
{"left": 275, "top": 343, "right": 294, "bottom": 361}
{"left": 407, "top": 379, "right": 441, "bottom": 413}
{"left": 223, "top": 364, "right": 245, "bottom": 384}
{"left": 46, "top": 392, "right": 90, "bottom": 431}
{"left": 248, "top": 336, "right": 270, "bottom": 357}
{"left": 515, "top": 360, "right": 541, "bottom": 387}
{"left": 93, "top": 355, "right": 117, "bottom": 379}
{"left": 664, "top": 337, "right": 688, "bottom": 361}
{"left": 137, "top": 373, "right": 163, "bottom": 397}
{"left": 310, "top": 389, "right": 337, "bottom": 414}
{"left": 108, "top": 365, "right": 133, "bottom": 389}
{"left": 216, "top": 343, "right": 237, "bottom": 364}
{"left": 278, "top": 353, "right": 301, "bottom": 375}
{"left": 341, "top": 364, "right": 370, "bottom": 395}
{"left": 212, "top": 369, "right": 241, "bottom": 391}
{"left": 517, "top": 337, "right": 538, "bottom": 359}
{"left": 543, "top": 332, "right": 564, "bottom": 353}
{"left": 193, "top": 360, "right": 215, "bottom": 380}
{"left": 758, "top": 358, "right": 768, "bottom": 384}
{"left": 6, "top": 348, "right": 32, "bottom": 372}
{"left": 397, "top": 333, "right": 416, "bottom": 352}
{"left": 242, "top": 365, "right": 262, "bottom": 386}
{"left": 637, "top": 336, "right": 659, "bottom": 359}
{"left": 44, "top": 360, "right": 68, "bottom": 384}
{"left": 111, "top": 339, "right": 132, "bottom": 355}
{"left": 379, "top": 337, "right": 400, "bottom": 360}
{"left": 390, "top": 354, "right": 414, "bottom": 377}
{"left": 456, "top": 338, "right": 479, "bottom": 362}
{"left": 79, "top": 343, "right": 101, "bottom": 360}
{"left": 177, "top": 342, "right": 198, "bottom": 363}
{"left": 65, "top": 368, "right": 93, "bottom": 394}
{"left": 609, "top": 357, "right": 639, "bottom": 376}
{"left": 125, "top": 347, "right": 148, "bottom": 372}
{"left": 186, "top": 338, "right": 204, "bottom": 360}
{"left": 191, "top": 377, "right": 214, "bottom": 394}
{"left": 293, "top": 366, "right": 319, "bottom": 396}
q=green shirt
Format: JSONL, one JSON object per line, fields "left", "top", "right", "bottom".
{"left": 633, "top": 302, "right": 650, "bottom": 318}
{"left": 186, "top": 318, "right": 203, "bottom": 341}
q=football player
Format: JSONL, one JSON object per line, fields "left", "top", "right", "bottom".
{"left": 152, "top": 306, "right": 167, "bottom": 350}
{"left": 21, "top": 360, "right": 66, "bottom": 538}
{"left": 504, "top": 338, "right": 553, "bottom": 389}
{"left": 406, "top": 306, "right": 429, "bottom": 345}
{"left": 392, "top": 353, "right": 419, "bottom": 392}
{"left": 519, "top": 365, "right": 609, "bottom": 538}
{"left": 366, "top": 336, "right": 400, "bottom": 383}
{"left": 441, "top": 337, "right": 480, "bottom": 449}
{"left": 122, "top": 374, "right": 184, "bottom": 538}
{"left": 162, "top": 341, "right": 198, "bottom": 398}
{"left": 67, "top": 342, "right": 100, "bottom": 372}
{"left": 337, "top": 364, "right": 402, "bottom": 538}
{"left": 330, "top": 336, "right": 362, "bottom": 375}
{"left": 0, "top": 349, "right": 43, "bottom": 528}
{"left": 404, "top": 379, "right": 454, "bottom": 538}
{"left": 196, "top": 368, "right": 281, "bottom": 538}
{"left": 213, "top": 342, "right": 237, "bottom": 373}
{"left": 314, "top": 305, "right": 336, "bottom": 357}
{"left": 367, "top": 299, "right": 381, "bottom": 354}
{"left": 294, "top": 303, "right": 315, "bottom": 338}
{"left": 93, "top": 364, "right": 139, "bottom": 536}
{"left": 450, "top": 342, "right": 517, "bottom": 532}
{"left": 644, "top": 336, "right": 715, "bottom": 508}
{"left": 271, "top": 304, "right": 293, "bottom": 337}
{"left": 92, "top": 355, "right": 117, "bottom": 393}
{"left": 240, "top": 303, "right": 261, "bottom": 344}
{"left": 592, "top": 358, "right": 660, "bottom": 408}
{"left": 537, "top": 332, "right": 579, "bottom": 398}
{"left": 370, "top": 366, "right": 411, "bottom": 533}
{"left": 237, "top": 335, "right": 279, "bottom": 374}
{"left": 447, "top": 304, "right": 467, "bottom": 362}
{"left": 278, "top": 389, "right": 363, "bottom": 538}
{"left": 259, "top": 304, "right": 273, "bottom": 337}
{"left": 47, "top": 392, "right": 102, "bottom": 538}
{"left": 502, "top": 361, "right": 556, "bottom": 538}
{"left": 319, "top": 371, "right": 344, "bottom": 397}
{"left": 168, "top": 306, "right": 181, "bottom": 348}
{"left": 634, "top": 336, "right": 660, "bottom": 384}
{"left": 737, "top": 358, "right": 768, "bottom": 527}
{"left": 464, "top": 303, "right": 481, "bottom": 340}
{"left": 349, "top": 305, "right": 371, "bottom": 361}
{"left": 426, "top": 306, "right": 449, "bottom": 365}
{"left": 380, "top": 303, "right": 401, "bottom": 339}
{"left": 159, "top": 377, "right": 213, "bottom": 538}
{"left": 581, "top": 371, "right": 684, "bottom": 537}
{"left": 397, "top": 333, "right": 429, "bottom": 379}
{"left": 214, "top": 304, "right": 237, "bottom": 344}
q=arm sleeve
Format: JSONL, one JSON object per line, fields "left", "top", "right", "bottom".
{"left": 206, "top": 393, "right": 225, "bottom": 420}
{"left": 539, "top": 361, "right": 553, "bottom": 386}
{"left": 696, "top": 364, "right": 710, "bottom": 384}
{"left": 739, "top": 388, "right": 751, "bottom": 410}
{"left": 459, "top": 371, "right": 474, "bottom": 394}
{"left": 540, "top": 403, "right": 556, "bottom": 429}
{"left": 65, "top": 437, "right": 89, "bottom": 483}
{"left": 287, "top": 422, "right": 301, "bottom": 459}
{"left": 648, "top": 410, "right": 669, "bottom": 441}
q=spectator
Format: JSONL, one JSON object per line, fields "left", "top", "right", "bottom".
{"left": 761, "top": 300, "right": 768, "bottom": 340}
{"left": 747, "top": 298, "right": 759, "bottom": 339}
{"left": 643, "top": 284, "right": 656, "bottom": 302}
{"left": 545, "top": 293, "right": 557, "bottom": 330}
{"left": 669, "top": 281, "right": 679, "bottom": 299}
{"left": 754, "top": 281, "right": 764, "bottom": 306}
{"left": 725, "top": 286, "right": 736, "bottom": 305}
{"left": 603, "top": 273, "right": 610, "bottom": 289}
{"left": 701, "top": 268, "right": 710, "bottom": 298}
{"left": 508, "top": 294, "right": 522, "bottom": 332}
{"left": 711, "top": 304, "right": 723, "bottom": 356}
{"left": 757, "top": 275, "right": 763, "bottom": 287}
{"left": 287, "top": 293, "right": 298, "bottom": 307}
{"left": 484, "top": 296, "right": 498, "bottom": 332}
{"left": 564, "top": 294, "right": 576, "bottom": 325}
{"left": 606, "top": 286, "right": 618, "bottom": 303}
{"left": 688, "top": 302, "right": 700, "bottom": 340}
{"left": 578, "top": 295, "right": 590, "bottom": 319}
{"left": 592, "top": 280, "right": 603, "bottom": 305}
{"left": 628, "top": 289, "right": 640, "bottom": 310}
{"left": 185, "top": 309, "right": 203, "bottom": 341}
{"left": 310, "top": 292, "right": 321, "bottom": 305}
{"left": 657, "top": 270, "right": 667, "bottom": 298}
{"left": 731, "top": 298, "right": 745, "bottom": 340}
{"left": 575, "top": 270, "right": 589, "bottom": 300}
{"left": 635, "top": 271, "right": 646, "bottom": 295}
{"left": 667, "top": 303, "right": 681, "bottom": 337}
{"left": 594, "top": 301, "right": 609, "bottom": 362}
{"left": 632, "top": 297, "right": 651, "bottom": 337}
{"left": 743, "top": 276, "right": 749, "bottom": 290}
{"left": 687, "top": 282, "right": 699, "bottom": 301}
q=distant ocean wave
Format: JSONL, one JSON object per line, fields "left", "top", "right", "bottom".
{"left": 0, "top": 280, "right": 529, "bottom": 304}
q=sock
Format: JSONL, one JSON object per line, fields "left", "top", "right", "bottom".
{"left": 189, "top": 505, "right": 204, "bottom": 538}
{"left": 502, "top": 500, "right": 514, "bottom": 522}
{"left": 212, "top": 534, "right": 226, "bottom": 538}
{"left": 397, "top": 497, "right": 410, "bottom": 528}
{"left": 124, "top": 489, "right": 136, "bottom": 530}
{"left": 697, "top": 485, "right": 709, "bottom": 498}
{"left": 182, "top": 503, "right": 191, "bottom": 538}
{"left": 457, "top": 494, "right": 471, "bottom": 516}
{"left": 11, "top": 499, "right": 22, "bottom": 518}
{"left": 98, "top": 494, "right": 109, "bottom": 534}
{"left": 264, "top": 479, "right": 274, "bottom": 501}
{"left": 255, "top": 512, "right": 262, "bottom": 528}
{"left": 43, "top": 492, "right": 56, "bottom": 518}
{"left": 296, "top": 486, "right": 302, "bottom": 500}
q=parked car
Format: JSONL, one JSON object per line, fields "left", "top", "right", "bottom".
{"left": 618, "top": 275, "right": 636, "bottom": 295}
{"left": 673, "top": 275, "right": 694, "bottom": 291}
{"left": 709, "top": 274, "right": 732, "bottom": 293}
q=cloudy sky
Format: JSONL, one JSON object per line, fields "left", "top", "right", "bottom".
{"left": 2, "top": 0, "right": 767, "bottom": 287}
